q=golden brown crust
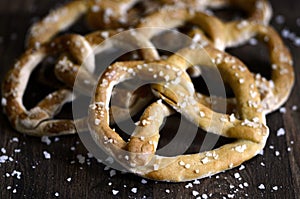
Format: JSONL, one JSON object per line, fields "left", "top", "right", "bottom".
{"left": 88, "top": 51, "right": 268, "bottom": 181}
{"left": 2, "top": 0, "right": 295, "bottom": 183}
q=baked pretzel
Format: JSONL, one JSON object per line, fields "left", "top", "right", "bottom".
{"left": 3, "top": 24, "right": 166, "bottom": 136}
{"left": 26, "top": 0, "right": 271, "bottom": 48}
{"left": 88, "top": 45, "right": 269, "bottom": 181}
{"left": 26, "top": 0, "right": 160, "bottom": 47}
{"left": 54, "top": 29, "right": 160, "bottom": 124}
{"left": 138, "top": 5, "right": 293, "bottom": 114}
{"left": 221, "top": 23, "right": 294, "bottom": 113}
{"left": 2, "top": 34, "right": 94, "bottom": 136}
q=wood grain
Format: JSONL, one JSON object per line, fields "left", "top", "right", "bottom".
{"left": 0, "top": 0, "right": 299, "bottom": 198}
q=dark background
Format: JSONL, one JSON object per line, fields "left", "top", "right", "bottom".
{"left": 0, "top": 0, "right": 299, "bottom": 198}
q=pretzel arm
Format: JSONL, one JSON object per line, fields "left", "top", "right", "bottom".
{"left": 223, "top": 23, "right": 294, "bottom": 113}
{"left": 26, "top": 1, "right": 88, "bottom": 47}
{"left": 2, "top": 34, "right": 95, "bottom": 136}
{"left": 127, "top": 101, "right": 174, "bottom": 166}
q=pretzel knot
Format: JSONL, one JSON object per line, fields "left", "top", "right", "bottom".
{"left": 88, "top": 44, "right": 269, "bottom": 181}
{"left": 3, "top": 26, "right": 165, "bottom": 136}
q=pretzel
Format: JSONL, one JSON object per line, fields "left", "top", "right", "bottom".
{"left": 188, "top": 24, "right": 294, "bottom": 114}
{"left": 221, "top": 23, "right": 294, "bottom": 113}
{"left": 3, "top": 24, "right": 169, "bottom": 136}
{"left": 26, "top": 0, "right": 160, "bottom": 47}
{"left": 54, "top": 29, "right": 160, "bottom": 124}
{"left": 88, "top": 43, "right": 269, "bottom": 181}
{"left": 2, "top": 34, "right": 94, "bottom": 136}
{"left": 208, "top": 0, "right": 272, "bottom": 25}
{"left": 26, "top": 0, "right": 271, "bottom": 48}
{"left": 137, "top": 5, "right": 293, "bottom": 114}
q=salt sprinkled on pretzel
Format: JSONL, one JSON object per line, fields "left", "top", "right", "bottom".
{"left": 54, "top": 29, "right": 161, "bottom": 124}
{"left": 26, "top": 0, "right": 272, "bottom": 48}
{"left": 88, "top": 49, "right": 269, "bottom": 181}
{"left": 2, "top": 34, "right": 94, "bottom": 136}
{"left": 222, "top": 23, "right": 294, "bottom": 114}
{"left": 136, "top": 3, "right": 293, "bottom": 114}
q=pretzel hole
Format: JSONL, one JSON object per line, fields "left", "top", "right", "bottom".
{"left": 191, "top": 67, "right": 234, "bottom": 97}
{"left": 109, "top": 82, "right": 157, "bottom": 136}
{"left": 154, "top": 112, "right": 235, "bottom": 156}
{"left": 23, "top": 57, "right": 63, "bottom": 110}
{"left": 226, "top": 41, "right": 272, "bottom": 80}
{"left": 209, "top": 7, "right": 246, "bottom": 22}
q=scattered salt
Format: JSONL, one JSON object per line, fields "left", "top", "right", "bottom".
{"left": 275, "top": 15, "right": 285, "bottom": 24}
{"left": 76, "top": 154, "right": 85, "bottom": 164}
{"left": 11, "top": 170, "right": 21, "bottom": 179}
{"left": 292, "top": 105, "right": 298, "bottom": 111}
{"left": 131, "top": 187, "right": 137, "bottom": 193}
{"left": 192, "top": 190, "right": 199, "bottom": 196}
{"left": 258, "top": 184, "right": 265, "bottom": 190}
{"left": 277, "top": 128, "right": 285, "bottom": 136}
{"left": 279, "top": 107, "right": 286, "bottom": 113}
{"left": 43, "top": 151, "right": 51, "bottom": 159}
{"left": 112, "top": 190, "right": 119, "bottom": 195}
{"left": 41, "top": 136, "right": 51, "bottom": 145}
{"left": 234, "top": 173, "right": 240, "bottom": 179}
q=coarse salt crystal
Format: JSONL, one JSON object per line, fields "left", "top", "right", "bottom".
{"left": 192, "top": 190, "right": 199, "bottom": 196}
{"left": 279, "top": 107, "right": 286, "bottom": 113}
{"left": 11, "top": 170, "right": 21, "bottom": 179}
{"left": 0, "top": 155, "right": 8, "bottom": 163}
{"left": 235, "top": 144, "right": 247, "bottom": 153}
{"left": 131, "top": 187, "right": 137, "bottom": 193}
{"left": 185, "top": 183, "right": 193, "bottom": 188}
{"left": 234, "top": 173, "right": 240, "bottom": 179}
{"left": 112, "top": 190, "right": 119, "bottom": 195}
{"left": 153, "top": 164, "right": 159, "bottom": 170}
{"left": 1, "top": 148, "right": 6, "bottom": 154}
{"left": 277, "top": 128, "right": 285, "bottom": 136}
{"left": 201, "top": 157, "right": 209, "bottom": 164}
{"left": 95, "top": 119, "right": 101, "bottom": 125}
{"left": 41, "top": 136, "right": 51, "bottom": 145}
{"left": 1, "top": 98, "right": 7, "bottom": 106}
{"left": 258, "top": 184, "right": 265, "bottom": 190}
{"left": 239, "top": 165, "right": 245, "bottom": 170}
{"left": 200, "top": 111, "right": 205, "bottom": 117}
{"left": 185, "top": 164, "right": 191, "bottom": 169}
{"left": 43, "top": 151, "right": 51, "bottom": 159}
{"left": 229, "top": 114, "right": 236, "bottom": 122}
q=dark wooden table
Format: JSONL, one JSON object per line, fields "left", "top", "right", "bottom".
{"left": 0, "top": 0, "right": 299, "bottom": 198}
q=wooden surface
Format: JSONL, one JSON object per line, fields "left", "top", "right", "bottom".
{"left": 0, "top": 0, "right": 299, "bottom": 198}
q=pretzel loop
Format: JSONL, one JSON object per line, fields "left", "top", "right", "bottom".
{"left": 2, "top": 34, "right": 94, "bottom": 136}
{"left": 88, "top": 46, "right": 269, "bottom": 181}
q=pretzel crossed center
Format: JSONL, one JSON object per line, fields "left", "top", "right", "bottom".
{"left": 89, "top": 46, "right": 268, "bottom": 181}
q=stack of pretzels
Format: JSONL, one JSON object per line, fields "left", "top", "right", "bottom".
{"left": 2, "top": 0, "right": 294, "bottom": 182}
